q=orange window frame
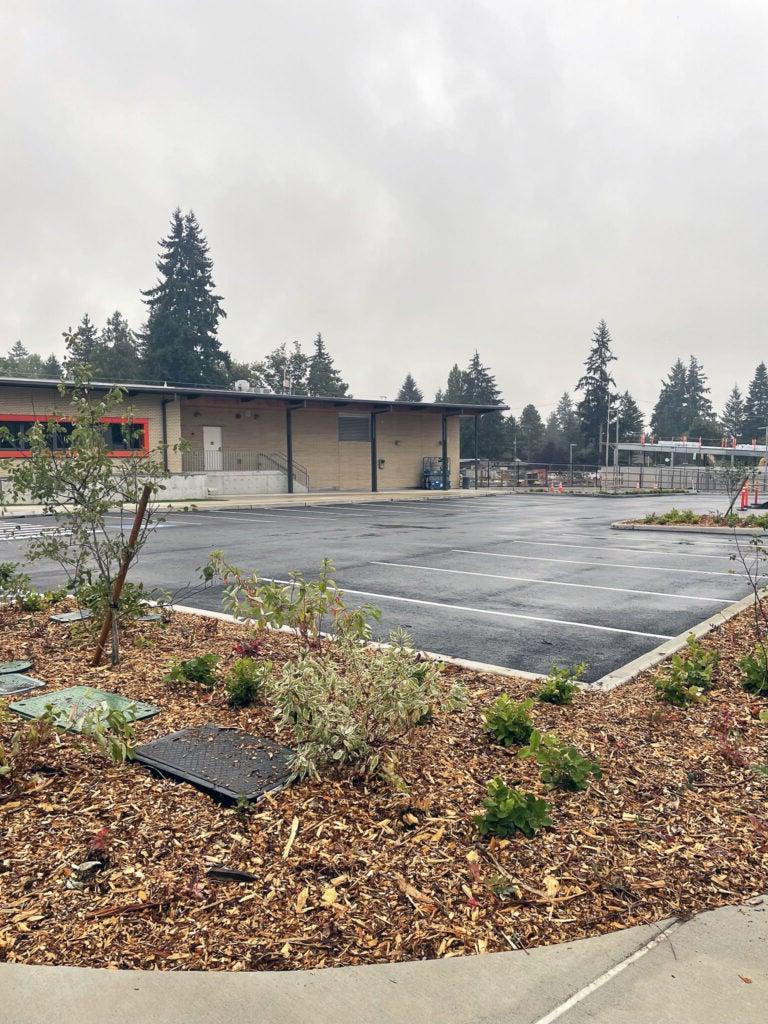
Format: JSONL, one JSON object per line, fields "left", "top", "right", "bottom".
{"left": 0, "top": 415, "right": 150, "bottom": 458}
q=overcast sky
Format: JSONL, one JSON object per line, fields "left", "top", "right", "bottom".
{"left": 2, "top": 0, "right": 767, "bottom": 419}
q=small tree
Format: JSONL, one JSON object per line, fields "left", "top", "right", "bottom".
{"left": 2, "top": 363, "right": 170, "bottom": 664}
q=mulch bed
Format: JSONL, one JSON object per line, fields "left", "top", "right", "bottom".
{"left": 629, "top": 513, "right": 768, "bottom": 529}
{"left": 0, "top": 603, "right": 766, "bottom": 972}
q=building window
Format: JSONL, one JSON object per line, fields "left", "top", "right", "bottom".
{"left": 338, "top": 414, "right": 370, "bottom": 442}
{"left": 0, "top": 416, "right": 148, "bottom": 457}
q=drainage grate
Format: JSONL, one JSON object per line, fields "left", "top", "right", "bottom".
{"left": 0, "top": 660, "right": 34, "bottom": 674}
{"left": 0, "top": 674, "right": 46, "bottom": 697}
{"left": 134, "top": 725, "right": 294, "bottom": 801}
{"left": 50, "top": 610, "right": 93, "bottom": 623}
{"left": 9, "top": 686, "right": 160, "bottom": 725}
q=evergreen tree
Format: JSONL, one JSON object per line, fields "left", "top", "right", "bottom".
{"left": 721, "top": 384, "right": 745, "bottom": 439}
{"left": 1, "top": 340, "right": 44, "bottom": 377}
{"left": 742, "top": 362, "right": 768, "bottom": 444}
{"left": 517, "top": 404, "right": 545, "bottom": 461}
{"left": 141, "top": 208, "right": 229, "bottom": 385}
{"left": 99, "top": 311, "right": 142, "bottom": 381}
{"left": 40, "top": 353, "right": 63, "bottom": 378}
{"left": 306, "top": 333, "right": 348, "bottom": 396}
{"left": 64, "top": 314, "right": 104, "bottom": 374}
{"left": 540, "top": 410, "right": 566, "bottom": 463}
{"left": 616, "top": 391, "right": 645, "bottom": 441}
{"left": 435, "top": 364, "right": 467, "bottom": 404}
{"left": 555, "top": 392, "right": 581, "bottom": 449}
{"left": 683, "top": 356, "right": 718, "bottom": 438}
{"left": 650, "top": 358, "right": 688, "bottom": 438}
{"left": 576, "top": 320, "right": 618, "bottom": 461}
{"left": 460, "top": 351, "right": 507, "bottom": 458}
{"left": 397, "top": 373, "right": 423, "bottom": 402}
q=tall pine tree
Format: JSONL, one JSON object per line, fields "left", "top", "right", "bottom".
{"left": 64, "top": 314, "right": 104, "bottom": 375}
{"left": 742, "top": 362, "right": 768, "bottom": 443}
{"left": 576, "top": 320, "right": 618, "bottom": 461}
{"left": 616, "top": 391, "right": 645, "bottom": 441}
{"left": 306, "top": 334, "right": 348, "bottom": 396}
{"left": 517, "top": 404, "right": 545, "bottom": 461}
{"left": 650, "top": 358, "right": 688, "bottom": 437}
{"left": 683, "top": 356, "right": 718, "bottom": 438}
{"left": 99, "top": 311, "right": 142, "bottom": 381}
{"left": 721, "top": 384, "right": 745, "bottom": 438}
{"left": 141, "top": 209, "right": 228, "bottom": 385}
{"left": 397, "top": 373, "right": 423, "bottom": 402}
{"left": 460, "top": 351, "right": 507, "bottom": 458}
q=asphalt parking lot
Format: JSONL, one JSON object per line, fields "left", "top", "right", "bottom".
{"left": 10, "top": 492, "right": 758, "bottom": 682}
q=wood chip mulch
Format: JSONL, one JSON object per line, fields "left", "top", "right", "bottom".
{"left": 0, "top": 604, "right": 766, "bottom": 972}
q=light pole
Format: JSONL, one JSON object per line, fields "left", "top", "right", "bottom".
{"left": 569, "top": 443, "right": 576, "bottom": 487}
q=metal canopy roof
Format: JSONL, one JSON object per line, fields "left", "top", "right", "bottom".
{"left": 618, "top": 440, "right": 768, "bottom": 459}
{"left": 0, "top": 376, "right": 507, "bottom": 416}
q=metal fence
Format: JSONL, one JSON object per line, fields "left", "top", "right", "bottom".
{"left": 459, "top": 460, "right": 767, "bottom": 493}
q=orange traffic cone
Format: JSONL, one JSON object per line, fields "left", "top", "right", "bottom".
{"left": 557, "top": 481, "right": 564, "bottom": 494}
{"left": 549, "top": 483, "right": 555, "bottom": 494}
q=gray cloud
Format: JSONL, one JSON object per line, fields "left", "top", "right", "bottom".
{"left": 2, "top": 0, "right": 767, "bottom": 418}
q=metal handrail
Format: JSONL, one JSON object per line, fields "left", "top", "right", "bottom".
{"left": 180, "top": 448, "right": 309, "bottom": 488}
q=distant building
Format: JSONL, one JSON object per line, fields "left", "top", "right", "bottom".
{"left": 0, "top": 377, "right": 503, "bottom": 498}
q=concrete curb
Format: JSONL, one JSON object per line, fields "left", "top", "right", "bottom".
{"left": 591, "top": 591, "right": 759, "bottom": 691}
{"left": 1, "top": 898, "right": 765, "bottom": 1024}
{"left": 612, "top": 520, "right": 768, "bottom": 537}
{"left": 167, "top": 603, "right": 546, "bottom": 682}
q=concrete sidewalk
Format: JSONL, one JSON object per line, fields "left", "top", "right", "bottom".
{"left": 0, "top": 487, "right": 519, "bottom": 519}
{"left": 1, "top": 898, "right": 765, "bottom": 1024}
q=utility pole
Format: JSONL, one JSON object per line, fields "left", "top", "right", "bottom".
{"left": 569, "top": 443, "right": 575, "bottom": 487}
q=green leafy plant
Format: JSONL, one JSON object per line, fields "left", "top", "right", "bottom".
{"left": 164, "top": 652, "right": 220, "bottom": 687}
{"left": 0, "top": 561, "right": 31, "bottom": 600}
{"left": 75, "top": 577, "right": 157, "bottom": 624}
{"left": 474, "top": 777, "right": 552, "bottom": 838}
{"left": 740, "top": 649, "right": 768, "bottom": 696}
{"left": 269, "top": 632, "right": 453, "bottom": 778}
{"left": 0, "top": 712, "right": 57, "bottom": 790}
{"left": 483, "top": 694, "right": 535, "bottom": 746}
{"left": 669, "top": 634, "right": 719, "bottom": 690}
{"left": 654, "top": 672, "right": 705, "bottom": 707}
{"left": 0, "top": 365, "right": 175, "bottom": 664}
{"left": 518, "top": 730, "right": 602, "bottom": 791}
{"left": 537, "top": 662, "right": 586, "bottom": 705}
{"left": 47, "top": 701, "right": 137, "bottom": 764}
{"left": 226, "top": 657, "right": 272, "bottom": 707}
{"left": 203, "top": 553, "right": 381, "bottom": 646}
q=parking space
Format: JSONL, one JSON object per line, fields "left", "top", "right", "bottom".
{"left": 12, "top": 492, "right": 757, "bottom": 681}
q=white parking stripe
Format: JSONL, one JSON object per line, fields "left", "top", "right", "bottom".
{"left": 370, "top": 561, "right": 735, "bottom": 603}
{"left": 453, "top": 548, "right": 749, "bottom": 578}
{"left": 267, "top": 577, "right": 672, "bottom": 640}
{"left": 498, "top": 537, "right": 739, "bottom": 560}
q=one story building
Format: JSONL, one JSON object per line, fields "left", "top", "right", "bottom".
{"left": 0, "top": 377, "right": 505, "bottom": 498}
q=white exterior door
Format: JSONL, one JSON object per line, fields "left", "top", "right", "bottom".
{"left": 203, "top": 425, "right": 223, "bottom": 471}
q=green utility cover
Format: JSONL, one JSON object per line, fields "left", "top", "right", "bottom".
{"left": 50, "top": 610, "right": 93, "bottom": 623}
{"left": 9, "top": 685, "right": 160, "bottom": 726}
{"left": 137, "top": 614, "right": 163, "bottom": 623}
{"left": 0, "top": 674, "right": 45, "bottom": 697}
{"left": 0, "top": 660, "right": 34, "bottom": 674}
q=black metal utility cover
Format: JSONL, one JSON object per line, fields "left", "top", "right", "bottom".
{"left": 0, "top": 674, "right": 46, "bottom": 697}
{"left": 0, "top": 660, "right": 34, "bottom": 674}
{"left": 134, "top": 725, "right": 294, "bottom": 802}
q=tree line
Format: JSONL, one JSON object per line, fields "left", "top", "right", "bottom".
{"left": 2, "top": 209, "right": 767, "bottom": 463}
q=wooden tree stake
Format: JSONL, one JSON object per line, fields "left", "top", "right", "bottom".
{"left": 92, "top": 484, "right": 153, "bottom": 666}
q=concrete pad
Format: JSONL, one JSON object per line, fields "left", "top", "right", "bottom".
{"left": 1, "top": 900, "right": 765, "bottom": 1024}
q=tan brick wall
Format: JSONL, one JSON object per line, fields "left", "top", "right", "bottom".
{"left": 0, "top": 385, "right": 174, "bottom": 468}
{"left": 177, "top": 398, "right": 461, "bottom": 491}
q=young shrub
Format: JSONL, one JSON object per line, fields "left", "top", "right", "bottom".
{"left": 164, "top": 652, "right": 219, "bottom": 688}
{"left": 739, "top": 649, "right": 768, "bottom": 696}
{"left": 483, "top": 694, "right": 535, "bottom": 747}
{"left": 226, "top": 657, "right": 272, "bottom": 707}
{"left": 518, "top": 730, "right": 602, "bottom": 791}
{"left": 0, "top": 561, "right": 31, "bottom": 601}
{"left": 50, "top": 702, "right": 137, "bottom": 764}
{"left": 203, "top": 553, "right": 381, "bottom": 646}
{"left": 672, "top": 634, "right": 719, "bottom": 690}
{"left": 269, "top": 632, "right": 454, "bottom": 778}
{"left": 474, "top": 776, "right": 552, "bottom": 838}
{"left": 537, "top": 662, "right": 586, "bottom": 705}
{"left": 654, "top": 671, "right": 705, "bottom": 707}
